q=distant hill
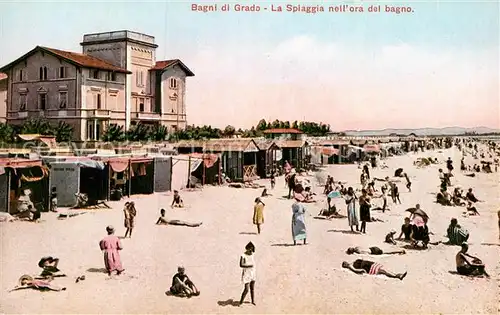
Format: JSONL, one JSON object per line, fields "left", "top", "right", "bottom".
{"left": 342, "top": 126, "right": 500, "bottom": 137}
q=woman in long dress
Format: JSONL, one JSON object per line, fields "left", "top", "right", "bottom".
{"left": 253, "top": 198, "right": 265, "bottom": 234}
{"left": 359, "top": 189, "right": 372, "bottom": 234}
{"left": 345, "top": 187, "right": 359, "bottom": 232}
{"left": 239, "top": 242, "right": 256, "bottom": 306}
{"left": 292, "top": 202, "right": 307, "bottom": 245}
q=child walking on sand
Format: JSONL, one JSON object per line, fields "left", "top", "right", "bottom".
{"left": 239, "top": 242, "right": 256, "bottom": 306}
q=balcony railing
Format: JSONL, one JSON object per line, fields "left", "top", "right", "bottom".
{"left": 85, "top": 109, "right": 110, "bottom": 118}
{"left": 133, "top": 112, "right": 161, "bottom": 120}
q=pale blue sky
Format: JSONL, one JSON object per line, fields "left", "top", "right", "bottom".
{"left": 0, "top": 1, "right": 498, "bottom": 129}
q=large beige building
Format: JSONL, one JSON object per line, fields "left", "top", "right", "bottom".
{"left": 0, "top": 30, "right": 194, "bottom": 141}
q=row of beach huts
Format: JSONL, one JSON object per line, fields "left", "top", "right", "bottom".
{"left": 0, "top": 129, "right": 442, "bottom": 214}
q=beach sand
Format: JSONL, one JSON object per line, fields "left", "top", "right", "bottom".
{"left": 0, "top": 147, "right": 498, "bottom": 314}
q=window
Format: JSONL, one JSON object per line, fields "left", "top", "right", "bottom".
{"left": 108, "top": 72, "right": 117, "bottom": 81}
{"left": 39, "top": 67, "right": 43, "bottom": 80}
{"left": 19, "top": 94, "right": 27, "bottom": 111}
{"left": 39, "top": 93, "right": 47, "bottom": 110}
{"left": 19, "top": 69, "right": 24, "bottom": 82}
{"left": 139, "top": 98, "right": 145, "bottom": 112}
{"left": 136, "top": 70, "right": 144, "bottom": 87}
{"left": 87, "top": 121, "right": 94, "bottom": 140}
{"left": 43, "top": 67, "right": 48, "bottom": 80}
{"left": 59, "top": 92, "right": 67, "bottom": 109}
{"left": 109, "top": 94, "right": 117, "bottom": 110}
{"left": 169, "top": 77, "right": 177, "bottom": 89}
{"left": 95, "top": 122, "right": 101, "bottom": 141}
{"left": 92, "top": 70, "right": 99, "bottom": 79}
{"left": 59, "top": 66, "right": 66, "bottom": 79}
{"left": 96, "top": 93, "right": 102, "bottom": 109}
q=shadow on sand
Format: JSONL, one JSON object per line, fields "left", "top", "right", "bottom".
{"left": 86, "top": 268, "right": 108, "bottom": 273}
{"left": 402, "top": 244, "right": 428, "bottom": 251}
{"left": 481, "top": 242, "right": 500, "bottom": 247}
{"left": 327, "top": 229, "right": 362, "bottom": 235}
{"left": 217, "top": 299, "right": 241, "bottom": 307}
{"left": 239, "top": 232, "right": 258, "bottom": 235}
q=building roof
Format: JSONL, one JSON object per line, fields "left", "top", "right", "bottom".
{"left": 150, "top": 59, "right": 195, "bottom": 76}
{"left": 204, "top": 138, "right": 259, "bottom": 153}
{"left": 254, "top": 139, "right": 280, "bottom": 150}
{"left": 0, "top": 46, "right": 131, "bottom": 74}
{"left": 0, "top": 72, "right": 7, "bottom": 81}
{"left": 276, "top": 140, "right": 308, "bottom": 148}
{"left": 263, "top": 128, "right": 303, "bottom": 134}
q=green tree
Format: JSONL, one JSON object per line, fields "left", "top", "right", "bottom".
{"left": 256, "top": 119, "right": 267, "bottom": 131}
{"left": 0, "top": 123, "right": 15, "bottom": 143}
{"left": 291, "top": 120, "right": 299, "bottom": 129}
{"left": 21, "top": 118, "right": 54, "bottom": 135}
{"left": 102, "top": 124, "right": 126, "bottom": 142}
{"left": 126, "top": 123, "right": 150, "bottom": 142}
{"left": 54, "top": 121, "right": 74, "bottom": 142}
{"left": 223, "top": 125, "right": 236, "bottom": 137}
{"left": 149, "top": 124, "right": 168, "bottom": 141}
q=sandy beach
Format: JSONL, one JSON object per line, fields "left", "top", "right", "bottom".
{"left": 1, "top": 147, "right": 498, "bottom": 314}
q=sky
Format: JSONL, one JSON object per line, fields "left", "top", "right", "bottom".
{"left": 0, "top": 0, "right": 498, "bottom": 131}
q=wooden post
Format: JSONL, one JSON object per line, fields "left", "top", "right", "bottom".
{"left": 128, "top": 159, "right": 131, "bottom": 198}
{"left": 202, "top": 154, "right": 206, "bottom": 185}
{"left": 218, "top": 154, "right": 222, "bottom": 185}
{"left": 107, "top": 162, "right": 111, "bottom": 201}
{"left": 187, "top": 155, "right": 191, "bottom": 188}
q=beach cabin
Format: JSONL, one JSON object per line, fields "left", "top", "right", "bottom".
{"left": 0, "top": 158, "right": 50, "bottom": 213}
{"left": 175, "top": 140, "right": 205, "bottom": 154}
{"left": 187, "top": 153, "right": 221, "bottom": 186}
{"left": 152, "top": 156, "right": 173, "bottom": 192}
{"left": 203, "top": 138, "right": 259, "bottom": 182}
{"left": 275, "top": 140, "right": 309, "bottom": 170}
{"left": 314, "top": 140, "right": 350, "bottom": 164}
{"left": 92, "top": 156, "right": 155, "bottom": 199}
{"left": 44, "top": 157, "right": 108, "bottom": 207}
{"left": 254, "top": 139, "right": 280, "bottom": 178}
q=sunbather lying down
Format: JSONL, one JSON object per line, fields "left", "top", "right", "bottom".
{"left": 156, "top": 209, "right": 202, "bottom": 227}
{"left": 10, "top": 275, "right": 66, "bottom": 292}
{"left": 342, "top": 260, "right": 407, "bottom": 280}
{"left": 346, "top": 246, "right": 406, "bottom": 255}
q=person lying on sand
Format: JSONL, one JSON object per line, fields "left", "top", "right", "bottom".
{"left": 156, "top": 209, "right": 202, "bottom": 227}
{"left": 456, "top": 243, "right": 489, "bottom": 277}
{"left": 169, "top": 266, "right": 200, "bottom": 297}
{"left": 385, "top": 230, "right": 397, "bottom": 245}
{"left": 9, "top": 275, "right": 66, "bottom": 292}
{"left": 38, "top": 257, "right": 66, "bottom": 278}
{"left": 171, "top": 190, "right": 184, "bottom": 208}
{"left": 346, "top": 246, "right": 405, "bottom": 255}
{"left": 342, "top": 260, "right": 407, "bottom": 280}
{"left": 465, "top": 202, "right": 480, "bottom": 216}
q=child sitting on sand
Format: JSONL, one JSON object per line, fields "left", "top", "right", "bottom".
{"left": 385, "top": 230, "right": 397, "bottom": 245}
{"left": 397, "top": 217, "right": 413, "bottom": 241}
{"left": 171, "top": 190, "right": 184, "bottom": 208}
{"left": 169, "top": 266, "right": 200, "bottom": 297}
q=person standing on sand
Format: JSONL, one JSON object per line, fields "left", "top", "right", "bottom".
{"left": 344, "top": 187, "right": 359, "bottom": 232}
{"left": 292, "top": 201, "right": 307, "bottom": 245}
{"left": 359, "top": 189, "right": 371, "bottom": 234}
{"left": 253, "top": 197, "right": 265, "bottom": 234}
{"left": 123, "top": 202, "right": 137, "bottom": 238}
{"left": 99, "top": 226, "right": 124, "bottom": 276}
{"left": 239, "top": 242, "right": 256, "bottom": 306}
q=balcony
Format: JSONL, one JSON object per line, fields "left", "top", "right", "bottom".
{"left": 85, "top": 109, "right": 110, "bottom": 118}
{"left": 133, "top": 112, "right": 161, "bottom": 121}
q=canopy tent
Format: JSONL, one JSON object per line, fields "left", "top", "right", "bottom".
{"left": 47, "top": 158, "right": 107, "bottom": 207}
{"left": 363, "top": 144, "right": 380, "bottom": 154}
{"left": 0, "top": 159, "right": 49, "bottom": 213}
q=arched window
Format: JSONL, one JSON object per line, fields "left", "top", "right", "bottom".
{"left": 169, "top": 77, "right": 177, "bottom": 89}
{"left": 43, "top": 67, "right": 48, "bottom": 80}
{"left": 39, "top": 67, "right": 43, "bottom": 80}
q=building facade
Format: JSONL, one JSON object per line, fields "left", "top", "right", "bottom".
{"left": 0, "top": 30, "right": 194, "bottom": 141}
{"left": 0, "top": 73, "right": 7, "bottom": 123}
{"left": 81, "top": 30, "right": 194, "bottom": 131}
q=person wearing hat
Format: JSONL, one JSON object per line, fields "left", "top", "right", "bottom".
{"left": 38, "top": 256, "right": 65, "bottom": 278}
{"left": 10, "top": 275, "right": 66, "bottom": 292}
{"left": 253, "top": 197, "right": 265, "bottom": 234}
{"left": 239, "top": 242, "right": 256, "bottom": 306}
{"left": 99, "top": 226, "right": 124, "bottom": 276}
{"left": 169, "top": 266, "right": 199, "bottom": 297}
{"left": 455, "top": 243, "right": 489, "bottom": 277}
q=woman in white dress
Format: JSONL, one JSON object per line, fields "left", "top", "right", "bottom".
{"left": 239, "top": 242, "right": 256, "bottom": 306}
